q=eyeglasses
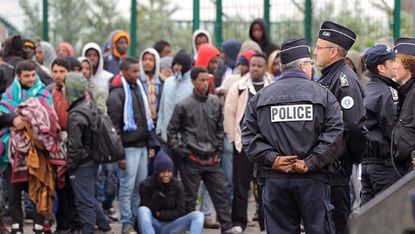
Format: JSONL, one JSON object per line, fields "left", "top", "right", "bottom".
{"left": 314, "top": 46, "right": 334, "bottom": 51}
{"left": 302, "top": 60, "right": 315, "bottom": 65}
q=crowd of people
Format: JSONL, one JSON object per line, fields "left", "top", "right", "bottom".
{"left": 0, "top": 17, "right": 414, "bottom": 234}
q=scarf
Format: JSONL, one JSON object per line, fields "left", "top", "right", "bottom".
{"left": 121, "top": 76, "right": 154, "bottom": 132}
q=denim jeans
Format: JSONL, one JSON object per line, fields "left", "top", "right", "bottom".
{"left": 137, "top": 206, "right": 204, "bottom": 234}
{"left": 119, "top": 147, "right": 148, "bottom": 227}
{"left": 69, "top": 161, "right": 111, "bottom": 234}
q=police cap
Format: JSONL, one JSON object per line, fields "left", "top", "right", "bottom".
{"left": 318, "top": 21, "right": 356, "bottom": 50}
{"left": 394, "top": 37, "right": 415, "bottom": 56}
{"left": 364, "top": 44, "right": 394, "bottom": 69}
{"left": 280, "top": 38, "right": 310, "bottom": 64}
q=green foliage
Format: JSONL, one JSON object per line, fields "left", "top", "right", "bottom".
{"left": 19, "top": 0, "right": 128, "bottom": 53}
{"left": 135, "top": 0, "right": 192, "bottom": 55}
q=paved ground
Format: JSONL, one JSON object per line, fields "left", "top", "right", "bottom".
{"left": 14, "top": 197, "right": 264, "bottom": 233}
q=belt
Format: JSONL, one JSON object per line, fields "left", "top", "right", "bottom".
{"left": 188, "top": 154, "right": 219, "bottom": 166}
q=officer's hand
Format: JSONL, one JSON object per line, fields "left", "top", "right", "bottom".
{"left": 272, "top": 156, "right": 298, "bottom": 173}
{"left": 117, "top": 159, "right": 126, "bottom": 170}
{"left": 293, "top": 160, "right": 309, "bottom": 174}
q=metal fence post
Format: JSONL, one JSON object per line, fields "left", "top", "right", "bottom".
{"left": 304, "top": 0, "right": 312, "bottom": 43}
{"left": 42, "top": 0, "right": 48, "bottom": 41}
{"left": 393, "top": 0, "right": 400, "bottom": 40}
{"left": 264, "top": 0, "right": 270, "bottom": 38}
{"left": 215, "top": 0, "right": 222, "bottom": 47}
{"left": 193, "top": 0, "right": 200, "bottom": 32}
{"left": 130, "top": 0, "right": 137, "bottom": 56}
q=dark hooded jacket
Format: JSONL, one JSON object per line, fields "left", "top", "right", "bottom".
{"left": 249, "top": 19, "right": 279, "bottom": 57}
{"left": 214, "top": 40, "right": 241, "bottom": 87}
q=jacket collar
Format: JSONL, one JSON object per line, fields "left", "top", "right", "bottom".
{"left": 280, "top": 69, "right": 309, "bottom": 80}
{"left": 368, "top": 72, "right": 400, "bottom": 90}
{"left": 238, "top": 73, "right": 273, "bottom": 95}
{"left": 318, "top": 59, "right": 346, "bottom": 86}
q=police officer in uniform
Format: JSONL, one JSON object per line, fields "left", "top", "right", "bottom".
{"left": 313, "top": 21, "right": 367, "bottom": 234}
{"left": 391, "top": 38, "right": 415, "bottom": 175}
{"left": 242, "top": 38, "right": 343, "bottom": 234}
{"left": 361, "top": 44, "right": 401, "bottom": 206}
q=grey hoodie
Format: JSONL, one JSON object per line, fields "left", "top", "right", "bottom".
{"left": 81, "top": 42, "right": 113, "bottom": 101}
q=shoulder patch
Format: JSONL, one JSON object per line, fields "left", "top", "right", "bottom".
{"left": 339, "top": 73, "right": 349, "bottom": 87}
{"left": 341, "top": 96, "right": 354, "bottom": 109}
{"left": 389, "top": 87, "right": 399, "bottom": 102}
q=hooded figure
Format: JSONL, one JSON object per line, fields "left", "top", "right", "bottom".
{"left": 36, "top": 41, "right": 57, "bottom": 72}
{"left": 156, "top": 50, "right": 193, "bottom": 143}
{"left": 81, "top": 42, "right": 113, "bottom": 101}
{"left": 195, "top": 44, "right": 220, "bottom": 94}
{"left": 191, "top": 29, "right": 212, "bottom": 60}
{"left": 214, "top": 39, "right": 241, "bottom": 87}
{"left": 249, "top": 18, "right": 279, "bottom": 57}
{"left": 78, "top": 56, "right": 107, "bottom": 113}
{"left": 104, "top": 30, "right": 131, "bottom": 75}
{"left": 56, "top": 42, "right": 75, "bottom": 58}
{"left": 139, "top": 48, "right": 162, "bottom": 121}
{"left": 3, "top": 35, "right": 24, "bottom": 69}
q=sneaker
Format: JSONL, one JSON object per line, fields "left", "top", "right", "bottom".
{"left": 105, "top": 208, "right": 119, "bottom": 221}
{"left": 10, "top": 224, "right": 22, "bottom": 234}
{"left": 121, "top": 226, "right": 137, "bottom": 234}
{"left": 203, "top": 218, "right": 220, "bottom": 229}
{"left": 0, "top": 224, "right": 10, "bottom": 234}
{"left": 224, "top": 226, "right": 243, "bottom": 234}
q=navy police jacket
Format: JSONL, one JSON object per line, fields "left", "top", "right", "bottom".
{"left": 242, "top": 69, "right": 344, "bottom": 183}
{"left": 392, "top": 78, "right": 415, "bottom": 170}
{"left": 318, "top": 59, "right": 367, "bottom": 184}
{"left": 364, "top": 72, "right": 399, "bottom": 163}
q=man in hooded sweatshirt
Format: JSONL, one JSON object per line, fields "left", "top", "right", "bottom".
{"left": 214, "top": 39, "right": 241, "bottom": 88}
{"left": 82, "top": 42, "right": 114, "bottom": 101}
{"left": 156, "top": 50, "right": 193, "bottom": 175}
{"left": 192, "top": 29, "right": 212, "bottom": 61}
{"left": 104, "top": 30, "right": 130, "bottom": 76}
{"left": 195, "top": 44, "right": 220, "bottom": 95}
{"left": 139, "top": 48, "right": 163, "bottom": 123}
{"left": 249, "top": 19, "right": 279, "bottom": 57}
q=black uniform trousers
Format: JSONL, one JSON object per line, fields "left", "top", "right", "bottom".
{"left": 361, "top": 163, "right": 406, "bottom": 206}
{"left": 263, "top": 177, "right": 335, "bottom": 234}
{"left": 231, "top": 148, "right": 254, "bottom": 229}
{"left": 179, "top": 158, "right": 233, "bottom": 232}
{"left": 330, "top": 184, "right": 350, "bottom": 234}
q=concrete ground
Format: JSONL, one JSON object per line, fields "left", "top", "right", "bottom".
{"left": 15, "top": 197, "right": 264, "bottom": 234}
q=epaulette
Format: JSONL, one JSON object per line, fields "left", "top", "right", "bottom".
{"left": 339, "top": 73, "right": 349, "bottom": 87}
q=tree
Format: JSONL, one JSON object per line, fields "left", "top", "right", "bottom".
{"left": 19, "top": 0, "right": 128, "bottom": 53}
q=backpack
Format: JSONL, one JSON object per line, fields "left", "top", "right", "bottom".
{"left": 77, "top": 102, "right": 124, "bottom": 163}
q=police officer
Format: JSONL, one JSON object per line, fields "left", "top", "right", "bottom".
{"left": 361, "top": 44, "right": 400, "bottom": 206}
{"left": 391, "top": 38, "right": 415, "bottom": 175}
{"left": 313, "top": 21, "right": 366, "bottom": 234}
{"left": 242, "top": 38, "right": 343, "bottom": 234}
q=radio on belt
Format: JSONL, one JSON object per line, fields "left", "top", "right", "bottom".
{"left": 271, "top": 104, "right": 313, "bottom": 122}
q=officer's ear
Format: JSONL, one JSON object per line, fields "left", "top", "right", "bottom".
{"left": 376, "top": 63, "right": 384, "bottom": 74}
